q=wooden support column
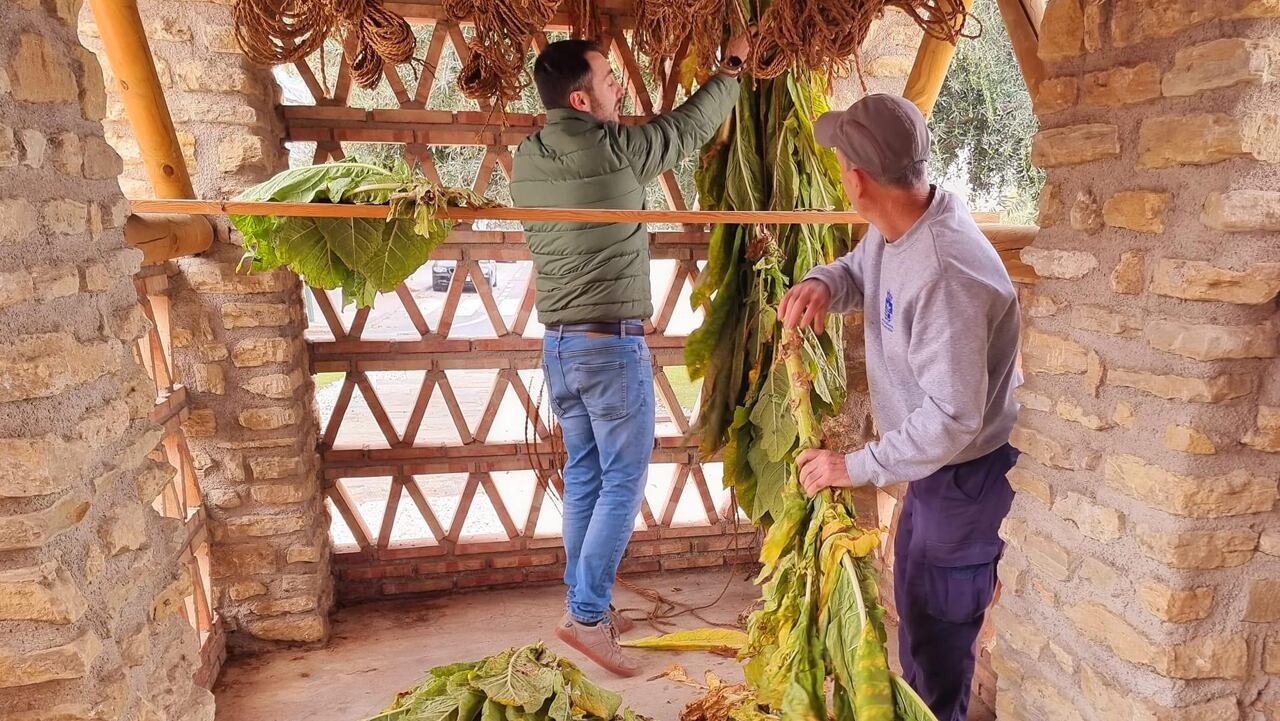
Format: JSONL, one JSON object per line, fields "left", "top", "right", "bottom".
{"left": 87, "top": 0, "right": 195, "bottom": 198}
{"left": 902, "top": 0, "right": 976, "bottom": 118}
{"left": 995, "top": 0, "right": 1047, "bottom": 97}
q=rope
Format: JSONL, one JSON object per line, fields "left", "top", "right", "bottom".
{"left": 633, "top": 0, "right": 729, "bottom": 80}
{"left": 233, "top": 0, "right": 416, "bottom": 90}
{"left": 444, "top": 0, "right": 562, "bottom": 110}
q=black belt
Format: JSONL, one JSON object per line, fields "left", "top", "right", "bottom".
{"left": 547, "top": 320, "right": 645, "bottom": 336}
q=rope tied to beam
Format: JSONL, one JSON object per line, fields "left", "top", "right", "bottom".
{"left": 232, "top": 0, "right": 416, "bottom": 89}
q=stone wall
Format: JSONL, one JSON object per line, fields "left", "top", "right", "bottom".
{"left": 994, "top": 2, "right": 1280, "bottom": 719}
{"left": 80, "top": 0, "right": 334, "bottom": 650}
{"left": 0, "top": 2, "right": 213, "bottom": 719}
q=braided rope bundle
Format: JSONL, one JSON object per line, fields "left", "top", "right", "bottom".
{"left": 233, "top": 0, "right": 415, "bottom": 90}
{"left": 443, "top": 0, "right": 561, "bottom": 109}
{"left": 633, "top": 0, "right": 730, "bottom": 79}
{"left": 750, "top": 0, "right": 972, "bottom": 80}
{"left": 234, "top": 0, "right": 974, "bottom": 106}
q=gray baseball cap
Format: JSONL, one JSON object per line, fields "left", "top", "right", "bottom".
{"left": 814, "top": 94, "right": 930, "bottom": 180}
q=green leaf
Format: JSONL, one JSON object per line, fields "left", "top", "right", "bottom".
{"left": 229, "top": 160, "right": 488, "bottom": 309}
{"left": 802, "top": 329, "right": 844, "bottom": 410}
{"left": 892, "top": 673, "right": 941, "bottom": 721}
{"left": 747, "top": 366, "right": 797, "bottom": 464}
{"left": 560, "top": 664, "right": 621, "bottom": 720}
{"left": 620, "top": 628, "right": 749, "bottom": 651}
{"left": 472, "top": 646, "right": 555, "bottom": 711}
{"left": 546, "top": 676, "right": 571, "bottom": 721}
{"left": 758, "top": 483, "right": 806, "bottom": 575}
{"left": 234, "top": 161, "right": 395, "bottom": 204}
{"left": 745, "top": 444, "right": 785, "bottom": 524}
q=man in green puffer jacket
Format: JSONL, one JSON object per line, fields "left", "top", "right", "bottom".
{"left": 511, "top": 37, "right": 744, "bottom": 677}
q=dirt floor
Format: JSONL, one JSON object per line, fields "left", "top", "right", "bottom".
{"left": 214, "top": 569, "right": 765, "bottom": 721}
{"left": 208, "top": 569, "right": 1008, "bottom": 721}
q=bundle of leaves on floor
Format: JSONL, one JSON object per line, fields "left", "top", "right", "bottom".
{"left": 362, "top": 643, "right": 652, "bottom": 721}
{"left": 230, "top": 160, "right": 497, "bottom": 309}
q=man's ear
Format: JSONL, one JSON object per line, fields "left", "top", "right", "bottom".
{"left": 568, "top": 89, "right": 590, "bottom": 112}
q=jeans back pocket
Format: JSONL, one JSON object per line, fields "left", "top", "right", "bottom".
{"left": 571, "top": 358, "right": 630, "bottom": 421}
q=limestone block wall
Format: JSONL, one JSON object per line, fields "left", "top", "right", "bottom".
{"left": 0, "top": 2, "right": 213, "bottom": 719}
{"left": 993, "top": 2, "right": 1280, "bottom": 719}
{"left": 80, "top": 0, "right": 334, "bottom": 650}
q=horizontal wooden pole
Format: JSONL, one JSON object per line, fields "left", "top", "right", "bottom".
{"left": 321, "top": 439, "right": 706, "bottom": 479}
{"left": 132, "top": 198, "right": 870, "bottom": 225}
{"left": 125, "top": 212, "right": 215, "bottom": 265}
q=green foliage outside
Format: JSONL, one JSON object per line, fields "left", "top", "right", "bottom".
{"left": 929, "top": 0, "right": 1044, "bottom": 223}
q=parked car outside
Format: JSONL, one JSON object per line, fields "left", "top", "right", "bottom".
{"left": 432, "top": 260, "right": 497, "bottom": 292}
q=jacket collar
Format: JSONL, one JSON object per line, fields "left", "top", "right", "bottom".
{"left": 545, "top": 108, "right": 603, "bottom": 126}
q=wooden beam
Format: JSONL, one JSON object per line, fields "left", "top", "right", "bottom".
{"left": 132, "top": 197, "right": 872, "bottom": 225}
{"left": 87, "top": 0, "right": 194, "bottom": 198}
{"left": 902, "top": 0, "right": 977, "bottom": 118}
{"left": 124, "top": 213, "right": 215, "bottom": 265}
{"left": 995, "top": 0, "right": 1047, "bottom": 98}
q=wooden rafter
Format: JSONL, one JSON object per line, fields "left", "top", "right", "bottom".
{"left": 995, "top": 0, "right": 1047, "bottom": 97}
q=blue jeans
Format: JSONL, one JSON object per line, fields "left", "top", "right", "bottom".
{"left": 542, "top": 332, "right": 655, "bottom": 624}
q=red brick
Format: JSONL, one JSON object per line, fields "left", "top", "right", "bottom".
{"left": 527, "top": 536, "right": 567, "bottom": 549}
{"left": 491, "top": 551, "right": 561, "bottom": 569}
{"left": 692, "top": 534, "right": 758, "bottom": 553}
{"left": 382, "top": 577, "right": 454, "bottom": 596}
{"left": 333, "top": 547, "right": 375, "bottom": 564}
{"left": 618, "top": 558, "right": 662, "bottom": 574}
{"left": 335, "top": 581, "right": 381, "bottom": 603}
{"left": 455, "top": 539, "right": 526, "bottom": 555}
{"left": 416, "top": 558, "right": 487, "bottom": 575}
{"left": 660, "top": 524, "right": 728, "bottom": 539}
{"left": 377, "top": 543, "right": 448, "bottom": 561}
{"left": 661, "top": 553, "right": 726, "bottom": 570}
{"left": 457, "top": 569, "right": 527, "bottom": 589}
{"left": 629, "top": 528, "right": 662, "bottom": 542}
{"left": 627, "top": 540, "right": 691, "bottom": 558}
{"left": 526, "top": 568, "right": 565, "bottom": 583}
{"left": 340, "top": 563, "right": 413, "bottom": 581}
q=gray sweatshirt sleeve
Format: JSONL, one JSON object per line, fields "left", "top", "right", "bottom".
{"left": 845, "top": 275, "right": 997, "bottom": 487}
{"left": 802, "top": 239, "right": 866, "bottom": 312}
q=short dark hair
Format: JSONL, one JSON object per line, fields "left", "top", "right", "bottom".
{"left": 533, "top": 39, "right": 604, "bottom": 110}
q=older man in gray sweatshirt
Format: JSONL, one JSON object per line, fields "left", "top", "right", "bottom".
{"left": 779, "top": 94, "right": 1021, "bottom": 721}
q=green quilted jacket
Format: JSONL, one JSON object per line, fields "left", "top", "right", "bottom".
{"left": 510, "top": 75, "right": 739, "bottom": 326}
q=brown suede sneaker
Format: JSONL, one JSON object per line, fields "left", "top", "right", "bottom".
{"left": 555, "top": 613, "right": 641, "bottom": 678}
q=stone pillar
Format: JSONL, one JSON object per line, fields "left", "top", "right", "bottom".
{"left": 993, "top": 2, "right": 1280, "bottom": 720}
{"left": 80, "top": 0, "right": 333, "bottom": 650}
{"left": 0, "top": 2, "right": 213, "bottom": 719}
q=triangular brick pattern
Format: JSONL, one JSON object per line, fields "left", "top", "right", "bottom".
{"left": 283, "top": 10, "right": 761, "bottom": 595}
{"left": 134, "top": 273, "right": 216, "bottom": 643}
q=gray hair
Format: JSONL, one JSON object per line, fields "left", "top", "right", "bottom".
{"left": 876, "top": 159, "right": 928, "bottom": 190}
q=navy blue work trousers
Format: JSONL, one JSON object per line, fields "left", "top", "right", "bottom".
{"left": 893, "top": 443, "right": 1019, "bottom": 721}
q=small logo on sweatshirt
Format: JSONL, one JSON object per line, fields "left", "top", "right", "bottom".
{"left": 882, "top": 290, "right": 895, "bottom": 332}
